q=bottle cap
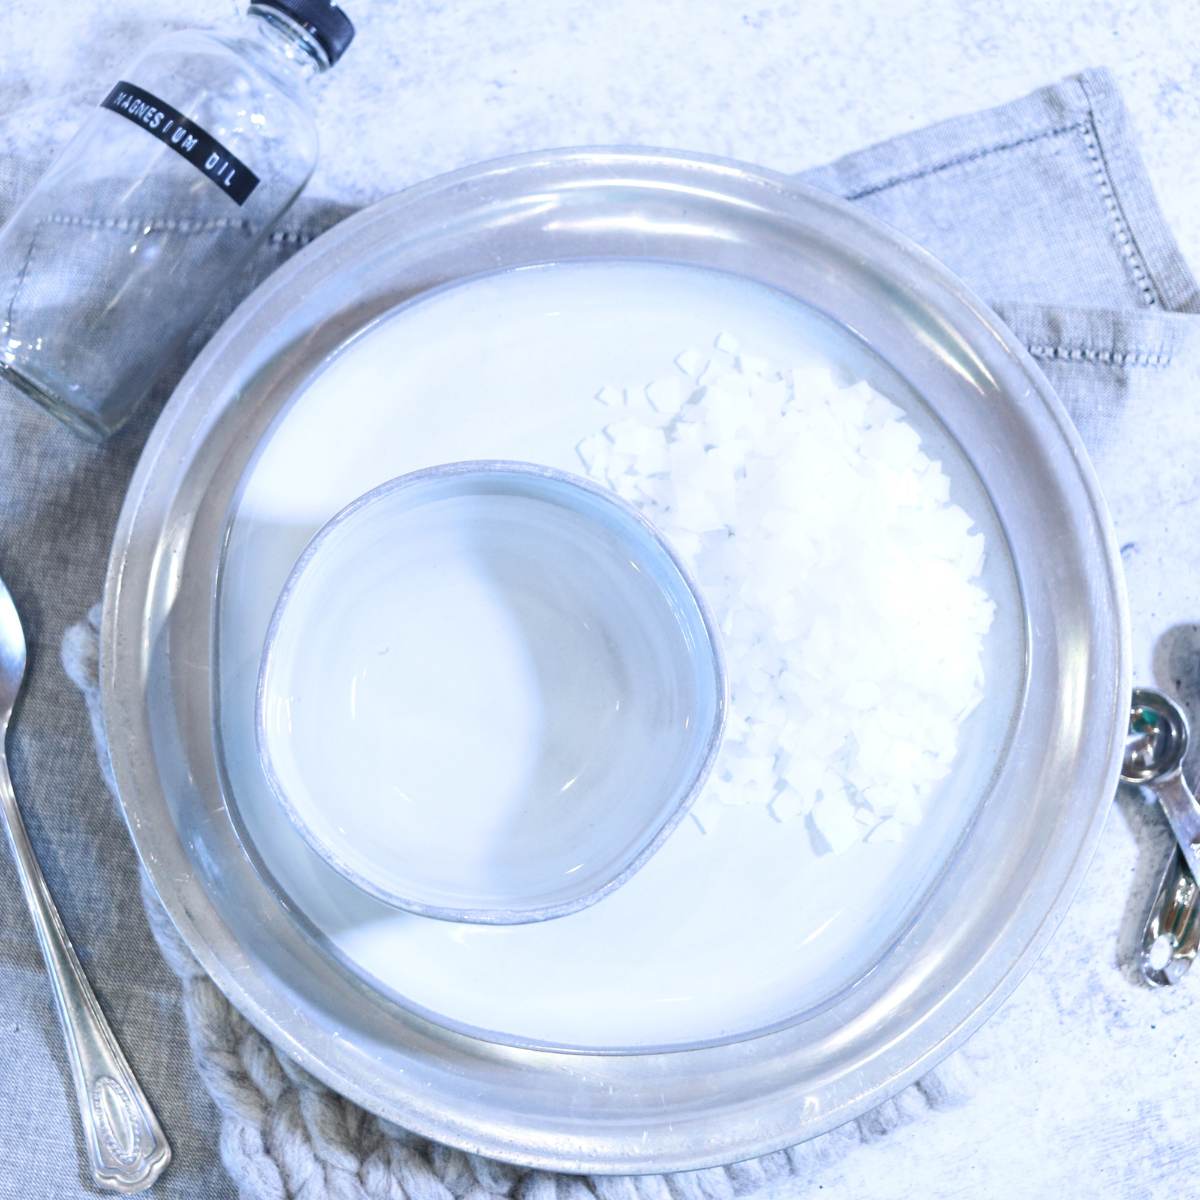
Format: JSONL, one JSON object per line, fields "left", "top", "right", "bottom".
{"left": 255, "top": 0, "right": 355, "bottom": 65}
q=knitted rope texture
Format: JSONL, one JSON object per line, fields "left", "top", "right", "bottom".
{"left": 63, "top": 605, "right": 979, "bottom": 1200}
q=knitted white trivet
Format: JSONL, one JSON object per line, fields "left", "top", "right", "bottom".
{"left": 64, "top": 605, "right": 979, "bottom": 1200}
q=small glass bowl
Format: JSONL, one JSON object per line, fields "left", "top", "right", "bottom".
{"left": 256, "top": 460, "right": 727, "bottom": 924}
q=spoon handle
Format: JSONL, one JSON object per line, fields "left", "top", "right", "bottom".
{"left": 1140, "top": 845, "right": 1200, "bottom": 986}
{"left": 0, "top": 753, "right": 170, "bottom": 1193}
{"left": 1149, "top": 773, "right": 1200, "bottom": 883}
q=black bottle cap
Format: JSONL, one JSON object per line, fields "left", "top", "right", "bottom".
{"left": 255, "top": 0, "right": 356, "bottom": 65}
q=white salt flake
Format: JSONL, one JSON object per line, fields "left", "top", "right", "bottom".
{"left": 606, "top": 449, "right": 635, "bottom": 477}
{"left": 596, "top": 385, "right": 625, "bottom": 407}
{"left": 577, "top": 332, "right": 995, "bottom": 853}
{"left": 606, "top": 420, "right": 665, "bottom": 459}
{"left": 867, "top": 817, "right": 905, "bottom": 844}
{"left": 669, "top": 530, "right": 702, "bottom": 562}
{"left": 770, "top": 786, "right": 812, "bottom": 821}
{"left": 646, "top": 377, "right": 687, "bottom": 413}
{"left": 812, "top": 794, "right": 861, "bottom": 854}
{"left": 575, "top": 435, "right": 602, "bottom": 472}
{"left": 612, "top": 475, "right": 641, "bottom": 503}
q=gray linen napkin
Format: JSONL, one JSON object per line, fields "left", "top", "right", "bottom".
{"left": 0, "top": 67, "right": 1194, "bottom": 1198}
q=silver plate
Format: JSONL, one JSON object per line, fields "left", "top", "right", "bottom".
{"left": 102, "top": 149, "right": 1130, "bottom": 1173}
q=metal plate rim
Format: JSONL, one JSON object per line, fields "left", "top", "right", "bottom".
{"left": 101, "top": 145, "right": 1131, "bottom": 1173}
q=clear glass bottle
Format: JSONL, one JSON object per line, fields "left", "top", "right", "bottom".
{"left": 0, "top": 1, "right": 355, "bottom": 438}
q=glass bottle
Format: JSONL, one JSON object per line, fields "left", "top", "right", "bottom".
{"left": 0, "top": 1, "right": 355, "bottom": 438}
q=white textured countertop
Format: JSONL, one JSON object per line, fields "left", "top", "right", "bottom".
{"left": 4, "top": 2, "right": 1200, "bottom": 1197}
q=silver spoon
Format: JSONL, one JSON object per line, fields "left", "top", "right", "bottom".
{"left": 1122, "top": 687, "right": 1200, "bottom": 986}
{"left": 0, "top": 576, "right": 170, "bottom": 1191}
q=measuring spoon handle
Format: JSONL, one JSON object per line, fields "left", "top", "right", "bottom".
{"left": 1150, "top": 773, "right": 1200, "bottom": 882}
{"left": 1141, "top": 846, "right": 1200, "bottom": 986}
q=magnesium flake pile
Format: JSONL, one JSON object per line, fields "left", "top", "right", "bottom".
{"left": 577, "top": 334, "right": 996, "bottom": 852}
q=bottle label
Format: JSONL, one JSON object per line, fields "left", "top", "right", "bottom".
{"left": 100, "top": 81, "right": 261, "bottom": 206}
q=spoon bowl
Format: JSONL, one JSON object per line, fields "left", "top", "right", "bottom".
{"left": 1123, "top": 688, "right": 1190, "bottom": 783}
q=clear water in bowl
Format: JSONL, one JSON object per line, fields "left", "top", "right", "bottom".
{"left": 219, "top": 260, "right": 1025, "bottom": 1050}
